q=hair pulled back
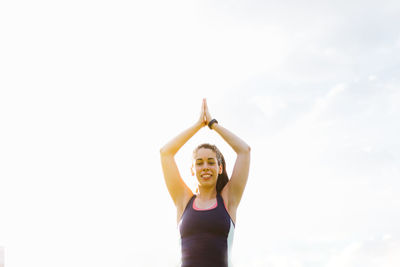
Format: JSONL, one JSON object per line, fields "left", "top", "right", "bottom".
{"left": 193, "top": 143, "right": 229, "bottom": 194}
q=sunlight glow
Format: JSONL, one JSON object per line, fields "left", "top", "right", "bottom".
{"left": 1, "top": 0, "right": 400, "bottom": 267}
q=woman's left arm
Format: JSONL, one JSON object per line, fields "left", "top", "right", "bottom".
{"left": 204, "top": 100, "right": 251, "bottom": 207}
{"left": 213, "top": 123, "right": 251, "bottom": 206}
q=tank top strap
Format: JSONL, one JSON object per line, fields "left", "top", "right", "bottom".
{"left": 216, "top": 193, "right": 225, "bottom": 208}
{"left": 182, "top": 194, "right": 196, "bottom": 213}
{"left": 216, "top": 193, "right": 230, "bottom": 216}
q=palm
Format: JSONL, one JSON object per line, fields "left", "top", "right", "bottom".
{"left": 204, "top": 99, "right": 212, "bottom": 124}
{"left": 198, "top": 98, "right": 212, "bottom": 126}
{"left": 198, "top": 99, "right": 207, "bottom": 126}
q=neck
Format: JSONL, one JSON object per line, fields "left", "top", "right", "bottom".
{"left": 196, "top": 186, "right": 217, "bottom": 200}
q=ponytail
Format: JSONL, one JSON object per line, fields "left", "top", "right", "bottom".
{"left": 215, "top": 153, "right": 229, "bottom": 193}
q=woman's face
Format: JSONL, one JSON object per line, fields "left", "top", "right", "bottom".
{"left": 193, "top": 148, "right": 222, "bottom": 188}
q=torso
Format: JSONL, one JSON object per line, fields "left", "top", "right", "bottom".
{"left": 178, "top": 192, "right": 235, "bottom": 267}
{"left": 177, "top": 187, "right": 237, "bottom": 225}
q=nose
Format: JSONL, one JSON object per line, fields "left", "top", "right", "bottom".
{"left": 202, "top": 165, "right": 212, "bottom": 171}
{"left": 203, "top": 165, "right": 211, "bottom": 172}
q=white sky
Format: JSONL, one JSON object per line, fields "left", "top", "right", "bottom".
{"left": 1, "top": 0, "right": 400, "bottom": 267}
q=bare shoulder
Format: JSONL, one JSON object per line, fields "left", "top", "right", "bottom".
{"left": 176, "top": 190, "right": 194, "bottom": 223}
{"left": 221, "top": 185, "right": 229, "bottom": 206}
{"left": 221, "top": 184, "right": 237, "bottom": 224}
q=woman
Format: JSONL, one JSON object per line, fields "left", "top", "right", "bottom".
{"left": 160, "top": 99, "right": 251, "bottom": 267}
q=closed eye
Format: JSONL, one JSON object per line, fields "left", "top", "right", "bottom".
{"left": 196, "top": 161, "right": 215, "bottom": 165}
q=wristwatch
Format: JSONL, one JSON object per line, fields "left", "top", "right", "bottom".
{"left": 208, "top": 119, "right": 218, "bottom": 129}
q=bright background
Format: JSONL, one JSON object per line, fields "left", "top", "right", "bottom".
{"left": 1, "top": 0, "right": 400, "bottom": 266}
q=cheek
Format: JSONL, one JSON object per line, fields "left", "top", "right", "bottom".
{"left": 195, "top": 166, "right": 202, "bottom": 174}
{"left": 194, "top": 165, "right": 218, "bottom": 174}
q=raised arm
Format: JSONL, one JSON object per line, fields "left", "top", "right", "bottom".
{"left": 160, "top": 99, "right": 206, "bottom": 208}
{"left": 204, "top": 100, "right": 251, "bottom": 209}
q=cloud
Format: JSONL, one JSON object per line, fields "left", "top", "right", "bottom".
{"left": 0, "top": 247, "right": 3, "bottom": 267}
{"left": 326, "top": 236, "right": 400, "bottom": 267}
{"left": 251, "top": 95, "right": 288, "bottom": 119}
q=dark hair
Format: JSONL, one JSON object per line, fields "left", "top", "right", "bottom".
{"left": 192, "top": 143, "right": 229, "bottom": 194}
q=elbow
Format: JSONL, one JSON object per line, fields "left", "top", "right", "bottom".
{"left": 238, "top": 145, "right": 251, "bottom": 154}
{"left": 160, "top": 147, "right": 167, "bottom": 155}
{"left": 160, "top": 147, "right": 174, "bottom": 156}
{"left": 246, "top": 145, "right": 251, "bottom": 153}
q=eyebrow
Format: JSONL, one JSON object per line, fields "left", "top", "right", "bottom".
{"left": 196, "top": 158, "right": 216, "bottom": 161}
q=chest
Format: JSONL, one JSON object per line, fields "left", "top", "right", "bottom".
{"left": 179, "top": 202, "right": 231, "bottom": 238}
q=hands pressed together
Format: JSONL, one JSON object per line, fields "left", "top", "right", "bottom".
{"left": 198, "top": 98, "right": 213, "bottom": 127}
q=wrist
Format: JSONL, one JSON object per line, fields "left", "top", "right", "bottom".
{"left": 208, "top": 118, "right": 218, "bottom": 129}
{"left": 196, "top": 119, "right": 205, "bottom": 128}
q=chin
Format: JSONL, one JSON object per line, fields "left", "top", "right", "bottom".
{"left": 198, "top": 179, "right": 217, "bottom": 187}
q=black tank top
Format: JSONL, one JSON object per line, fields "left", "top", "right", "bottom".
{"left": 178, "top": 193, "right": 235, "bottom": 267}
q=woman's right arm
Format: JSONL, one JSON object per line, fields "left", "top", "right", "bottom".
{"left": 160, "top": 100, "right": 206, "bottom": 208}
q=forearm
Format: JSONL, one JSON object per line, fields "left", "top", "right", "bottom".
{"left": 160, "top": 121, "right": 204, "bottom": 156}
{"left": 211, "top": 123, "right": 251, "bottom": 153}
